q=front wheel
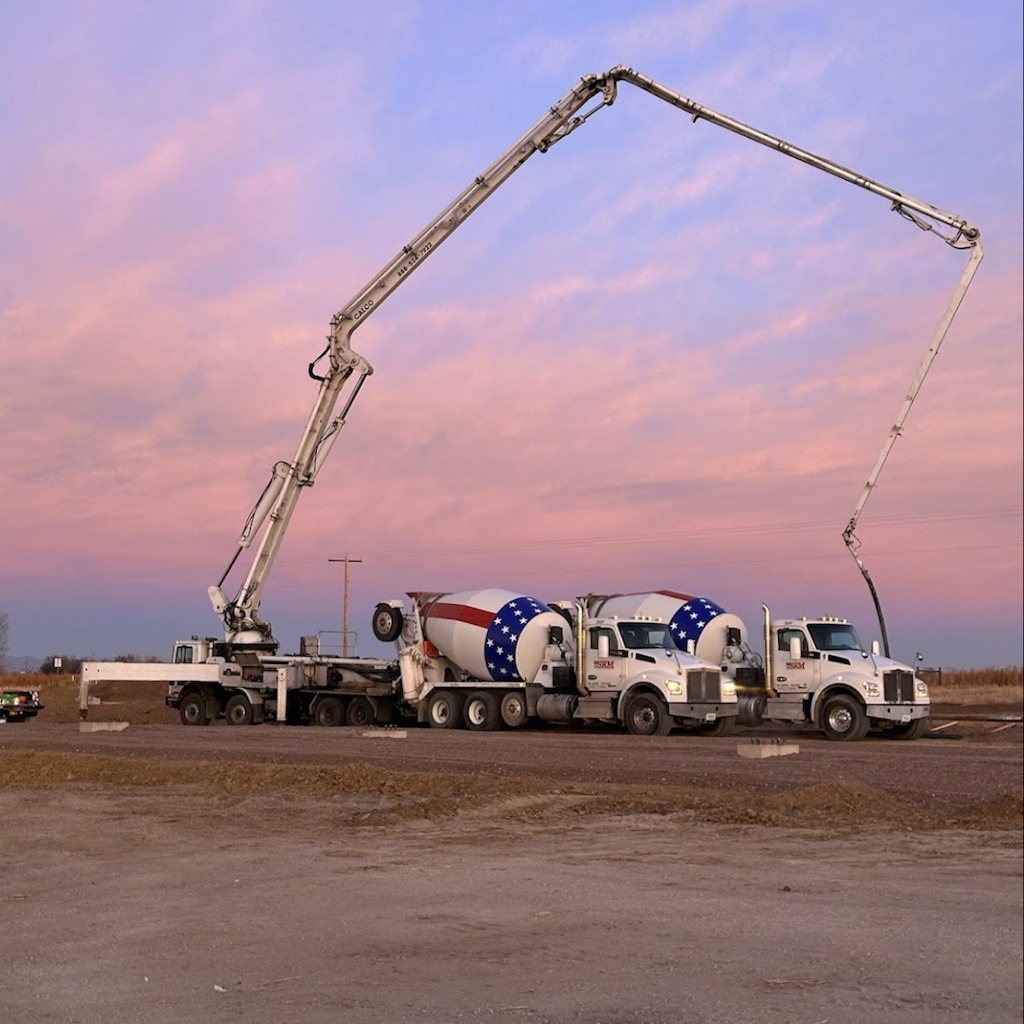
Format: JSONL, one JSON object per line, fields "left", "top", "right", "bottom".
{"left": 820, "top": 694, "right": 869, "bottom": 741}
{"left": 623, "top": 694, "right": 673, "bottom": 736}
{"left": 179, "top": 690, "right": 212, "bottom": 727}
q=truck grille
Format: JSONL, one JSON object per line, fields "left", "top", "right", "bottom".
{"left": 883, "top": 669, "right": 916, "bottom": 703}
{"left": 687, "top": 669, "right": 722, "bottom": 702}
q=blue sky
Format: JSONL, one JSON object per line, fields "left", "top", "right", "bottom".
{"left": 1, "top": 1, "right": 1021, "bottom": 669}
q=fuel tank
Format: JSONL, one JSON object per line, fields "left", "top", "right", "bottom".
{"left": 415, "top": 588, "right": 568, "bottom": 683}
{"left": 588, "top": 590, "right": 746, "bottom": 662}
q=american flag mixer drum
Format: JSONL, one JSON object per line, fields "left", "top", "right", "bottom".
{"left": 589, "top": 590, "right": 746, "bottom": 660}
{"left": 415, "top": 588, "right": 567, "bottom": 683}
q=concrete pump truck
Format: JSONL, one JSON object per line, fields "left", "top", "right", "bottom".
{"left": 76, "top": 66, "right": 980, "bottom": 733}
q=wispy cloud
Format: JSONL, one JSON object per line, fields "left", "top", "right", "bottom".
{"left": 0, "top": 1, "right": 1019, "bottom": 666}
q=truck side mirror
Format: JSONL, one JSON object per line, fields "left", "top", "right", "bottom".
{"left": 789, "top": 637, "right": 802, "bottom": 659}
{"left": 598, "top": 635, "right": 610, "bottom": 658}
{"left": 871, "top": 641, "right": 880, "bottom": 656}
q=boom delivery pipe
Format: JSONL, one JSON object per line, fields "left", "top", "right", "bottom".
{"left": 210, "top": 65, "right": 981, "bottom": 648}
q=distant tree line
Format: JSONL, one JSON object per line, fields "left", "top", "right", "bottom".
{"left": 37, "top": 653, "right": 162, "bottom": 674}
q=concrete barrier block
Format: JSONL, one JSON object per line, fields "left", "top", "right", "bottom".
{"left": 737, "top": 738, "right": 799, "bottom": 759}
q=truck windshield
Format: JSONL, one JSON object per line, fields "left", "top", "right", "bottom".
{"left": 807, "top": 623, "right": 864, "bottom": 652}
{"left": 618, "top": 623, "right": 676, "bottom": 650}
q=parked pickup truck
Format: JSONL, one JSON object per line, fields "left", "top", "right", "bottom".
{"left": 0, "top": 687, "right": 44, "bottom": 723}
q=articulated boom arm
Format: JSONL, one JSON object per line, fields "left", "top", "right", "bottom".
{"left": 842, "top": 239, "right": 984, "bottom": 657}
{"left": 208, "top": 71, "right": 620, "bottom": 645}
{"left": 210, "top": 65, "right": 981, "bottom": 649}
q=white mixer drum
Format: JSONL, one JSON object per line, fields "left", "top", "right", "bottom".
{"left": 589, "top": 590, "right": 745, "bottom": 661}
{"left": 417, "top": 588, "right": 565, "bottom": 682}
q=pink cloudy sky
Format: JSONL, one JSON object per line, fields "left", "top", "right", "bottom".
{"left": 1, "top": 2, "right": 1021, "bottom": 669}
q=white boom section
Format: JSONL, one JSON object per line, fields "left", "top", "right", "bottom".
{"left": 210, "top": 64, "right": 981, "bottom": 648}
{"left": 843, "top": 242, "right": 985, "bottom": 655}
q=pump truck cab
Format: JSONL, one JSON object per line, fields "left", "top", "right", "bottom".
{"left": 371, "top": 589, "right": 737, "bottom": 736}
{"left": 588, "top": 591, "right": 930, "bottom": 740}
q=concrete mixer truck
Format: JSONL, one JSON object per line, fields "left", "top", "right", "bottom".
{"left": 370, "top": 588, "right": 738, "bottom": 735}
{"left": 587, "top": 591, "right": 930, "bottom": 741}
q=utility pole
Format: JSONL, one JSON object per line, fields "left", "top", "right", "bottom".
{"left": 328, "top": 555, "right": 361, "bottom": 657}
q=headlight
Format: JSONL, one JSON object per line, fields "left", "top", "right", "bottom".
{"left": 666, "top": 681, "right": 683, "bottom": 695}
{"left": 723, "top": 680, "right": 736, "bottom": 696}
{"left": 863, "top": 682, "right": 881, "bottom": 698}
{"left": 916, "top": 681, "right": 929, "bottom": 696}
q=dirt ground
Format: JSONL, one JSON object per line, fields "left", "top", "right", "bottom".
{"left": 0, "top": 678, "right": 1021, "bottom": 1024}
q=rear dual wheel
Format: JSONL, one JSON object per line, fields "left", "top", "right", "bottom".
{"left": 225, "top": 693, "right": 256, "bottom": 726}
{"left": 463, "top": 691, "right": 501, "bottom": 731}
{"left": 346, "top": 696, "right": 375, "bottom": 727}
{"left": 499, "top": 691, "right": 528, "bottom": 728}
{"left": 313, "top": 696, "right": 345, "bottom": 727}
{"left": 426, "top": 690, "right": 464, "bottom": 729}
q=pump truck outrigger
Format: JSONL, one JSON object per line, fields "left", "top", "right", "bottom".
{"left": 74, "top": 66, "right": 980, "bottom": 728}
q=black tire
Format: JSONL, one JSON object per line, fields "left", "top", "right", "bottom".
{"left": 225, "top": 693, "right": 255, "bottom": 726}
{"left": 426, "top": 690, "right": 464, "bottom": 729}
{"left": 694, "top": 716, "right": 735, "bottom": 737}
{"left": 463, "top": 690, "right": 501, "bottom": 731}
{"left": 885, "top": 717, "right": 928, "bottom": 740}
{"left": 372, "top": 603, "right": 404, "bottom": 643}
{"left": 499, "top": 690, "right": 529, "bottom": 728}
{"left": 346, "top": 696, "right": 375, "bottom": 727}
{"left": 820, "top": 694, "right": 869, "bottom": 741}
{"left": 623, "top": 694, "right": 673, "bottom": 736}
{"left": 313, "top": 696, "right": 346, "bottom": 727}
{"left": 178, "top": 690, "right": 212, "bottom": 727}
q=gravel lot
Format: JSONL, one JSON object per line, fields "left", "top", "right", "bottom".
{"left": 1, "top": 681, "right": 1020, "bottom": 1024}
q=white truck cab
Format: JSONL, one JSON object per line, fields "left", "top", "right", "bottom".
{"left": 735, "top": 613, "right": 930, "bottom": 740}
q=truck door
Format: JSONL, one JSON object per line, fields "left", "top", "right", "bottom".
{"left": 775, "top": 628, "right": 819, "bottom": 693}
{"left": 584, "top": 627, "right": 625, "bottom": 692}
